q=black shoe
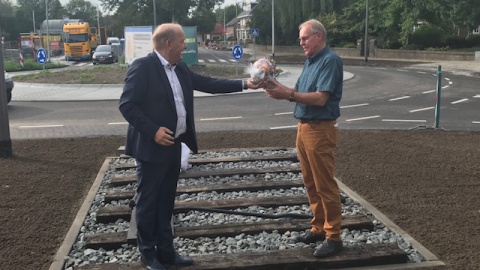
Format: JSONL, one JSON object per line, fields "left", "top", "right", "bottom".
{"left": 313, "top": 239, "right": 343, "bottom": 258}
{"left": 295, "top": 231, "right": 326, "bottom": 244}
{"left": 141, "top": 255, "right": 166, "bottom": 270}
{"left": 160, "top": 252, "right": 194, "bottom": 266}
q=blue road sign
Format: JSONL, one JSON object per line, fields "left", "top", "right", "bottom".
{"left": 36, "top": 48, "right": 47, "bottom": 65}
{"left": 251, "top": 28, "right": 259, "bottom": 37}
{"left": 232, "top": 45, "right": 243, "bottom": 61}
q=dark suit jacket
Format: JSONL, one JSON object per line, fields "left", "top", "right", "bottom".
{"left": 119, "top": 52, "right": 243, "bottom": 163}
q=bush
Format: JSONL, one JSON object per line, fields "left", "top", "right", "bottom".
{"left": 3, "top": 59, "right": 65, "bottom": 72}
{"left": 409, "top": 24, "right": 446, "bottom": 49}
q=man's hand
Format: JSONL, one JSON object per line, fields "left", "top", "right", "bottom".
{"left": 154, "top": 127, "right": 175, "bottom": 146}
{"left": 246, "top": 78, "right": 265, "bottom": 89}
{"left": 264, "top": 79, "right": 292, "bottom": 100}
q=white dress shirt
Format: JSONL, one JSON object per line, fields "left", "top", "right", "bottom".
{"left": 155, "top": 51, "right": 187, "bottom": 138}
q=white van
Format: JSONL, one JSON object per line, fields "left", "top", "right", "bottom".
{"left": 106, "top": 37, "right": 120, "bottom": 45}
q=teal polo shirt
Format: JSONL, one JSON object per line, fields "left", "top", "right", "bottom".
{"left": 294, "top": 46, "right": 343, "bottom": 120}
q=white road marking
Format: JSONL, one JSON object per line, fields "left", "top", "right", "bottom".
{"left": 449, "top": 81, "right": 453, "bottom": 85}
{"left": 198, "top": 59, "right": 205, "bottom": 63}
{"left": 389, "top": 96, "right": 410, "bottom": 101}
{"left": 76, "top": 63, "right": 88, "bottom": 67}
{"left": 382, "top": 119, "right": 427, "bottom": 123}
{"left": 442, "top": 85, "right": 449, "bottom": 89}
{"left": 108, "top": 122, "right": 128, "bottom": 125}
{"left": 473, "top": 95, "right": 480, "bottom": 98}
{"left": 345, "top": 115, "right": 380, "bottom": 122}
{"left": 200, "top": 116, "right": 242, "bottom": 121}
{"left": 373, "top": 67, "right": 387, "bottom": 70}
{"left": 396, "top": 69, "right": 408, "bottom": 72}
{"left": 445, "top": 78, "right": 450, "bottom": 81}
{"left": 208, "top": 59, "right": 216, "bottom": 62}
{"left": 274, "top": 112, "right": 293, "bottom": 116}
{"left": 229, "top": 59, "right": 237, "bottom": 62}
{"left": 451, "top": 98, "right": 468, "bottom": 104}
{"left": 340, "top": 103, "right": 369, "bottom": 109}
{"left": 219, "top": 59, "right": 227, "bottom": 62}
{"left": 270, "top": 125, "right": 297, "bottom": 130}
{"left": 423, "top": 89, "right": 436, "bottom": 94}
{"left": 473, "top": 121, "right": 480, "bottom": 124}
{"left": 417, "top": 71, "right": 427, "bottom": 74}
{"left": 410, "top": 107, "right": 435, "bottom": 113}
{"left": 19, "top": 124, "right": 64, "bottom": 128}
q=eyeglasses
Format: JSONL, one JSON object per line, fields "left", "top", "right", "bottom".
{"left": 298, "top": 32, "right": 319, "bottom": 42}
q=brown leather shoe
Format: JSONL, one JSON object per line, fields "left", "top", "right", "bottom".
{"left": 295, "top": 230, "right": 326, "bottom": 244}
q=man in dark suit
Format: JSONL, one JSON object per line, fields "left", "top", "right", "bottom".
{"left": 119, "top": 23, "right": 260, "bottom": 270}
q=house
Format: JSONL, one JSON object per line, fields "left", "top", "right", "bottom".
{"left": 225, "top": 1, "right": 259, "bottom": 41}
{"left": 473, "top": 26, "right": 480, "bottom": 35}
{"left": 206, "top": 22, "right": 225, "bottom": 41}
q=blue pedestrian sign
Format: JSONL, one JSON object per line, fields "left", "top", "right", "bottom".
{"left": 232, "top": 45, "right": 243, "bottom": 61}
{"left": 251, "top": 28, "right": 259, "bottom": 37}
{"left": 36, "top": 48, "right": 47, "bottom": 65}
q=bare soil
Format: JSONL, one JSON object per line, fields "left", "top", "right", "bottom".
{"left": 4, "top": 58, "right": 477, "bottom": 269}
{"left": 1, "top": 129, "right": 479, "bottom": 270}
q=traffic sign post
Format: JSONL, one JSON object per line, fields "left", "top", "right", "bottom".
{"left": 36, "top": 48, "right": 47, "bottom": 65}
{"left": 250, "top": 28, "right": 259, "bottom": 59}
{"left": 36, "top": 48, "right": 47, "bottom": 82}
{"left": 232, "top": 45, "right": 243, "bottom": 76}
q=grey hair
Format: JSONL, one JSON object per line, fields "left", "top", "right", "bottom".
{"left": 152, "top": 23, "right": 182, "bottom": 49}
{"left": 299, "top": 19, "right": 327, "bottom": 41}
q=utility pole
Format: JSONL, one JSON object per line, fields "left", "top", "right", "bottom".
{"left": 0, "top": 25, "right": 13, "bottom": 157}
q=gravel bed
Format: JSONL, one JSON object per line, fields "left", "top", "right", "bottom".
{"left": 64, "top": 150, "right": 425, "bottom": 269}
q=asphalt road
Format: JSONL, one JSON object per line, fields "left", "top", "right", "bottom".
{"left": 5, "top": 64, "right": 480, "bottom": 139}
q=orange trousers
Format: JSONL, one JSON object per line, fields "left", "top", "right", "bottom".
{"left": 296, "top": 120, "right": 342, "bottom": 241}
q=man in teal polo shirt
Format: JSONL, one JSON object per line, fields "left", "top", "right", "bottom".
{"left": 264, "top": 19, "right": 343, "bottom": 258}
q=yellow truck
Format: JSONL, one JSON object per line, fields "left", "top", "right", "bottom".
{"left": 63, "top": 22, "right": 98, "bottom": 61}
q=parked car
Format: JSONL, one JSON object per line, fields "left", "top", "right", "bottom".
{"left": 4, "top": 71, "right": 14, "bottom": 104}
{"left": 92, "top": 45, "right": 119, "bottom": 65}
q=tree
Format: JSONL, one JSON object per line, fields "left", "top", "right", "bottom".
{"left": 0, "top": 0, "right": 16, "bottom": 40}
{"left": 189, "top": 7, "right": 216, "bottom": 40}
{"left": 65, "top": 0, "right": 97, "bottom": 24}
{"left": 215, "top": 4, "right": 238, "bottom": 24}
{"left": 193, "top": 0, "right": 223, "bottom": 10}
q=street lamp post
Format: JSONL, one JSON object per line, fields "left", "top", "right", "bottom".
{"left": 153, "top": 0, "right": 157, "bottom": 27}
{"left": 97, "top": 6, "right": 101, "bottom": 43}
{"left": 45, "top": 0, "right": 50, "bottom": 62}
{"left": 33, "top": 10, "right": 36, "bottom": 32}
{"left": 364, "top": 0, "right": 369, "bottom": 62}
{"left": 271, "top": 0, "right": 275, "bottom": 59}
